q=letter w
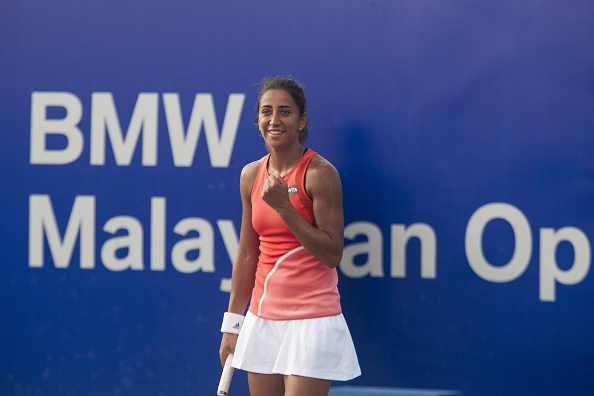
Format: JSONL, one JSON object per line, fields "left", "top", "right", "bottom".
{"left": 163, "top": 93, "right": 244, "bottom": 167}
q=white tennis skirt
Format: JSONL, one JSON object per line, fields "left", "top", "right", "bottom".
{"left": 232, "top": 311, "right": 361, "bottom": 381}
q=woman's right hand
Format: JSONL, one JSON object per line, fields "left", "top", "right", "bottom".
{"left": 219, "top": 332, "right": 239, "bottom": 367}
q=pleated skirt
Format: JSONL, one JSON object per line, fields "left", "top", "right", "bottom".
{"left": 232, "top": 311, "right": 361, "bottom": 381}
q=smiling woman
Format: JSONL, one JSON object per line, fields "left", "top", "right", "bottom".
{"left": 219, "top": 76, "right": 361, "bottom": 396}
{"left": 257, "top": 88, "right": 306, "bottom": 172}
{"left": 255, "top": 76, "right": 310, "bottom": 145}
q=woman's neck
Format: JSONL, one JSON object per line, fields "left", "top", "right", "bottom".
{"left": 268, "top": 144, "right": 305, "bottom": 177}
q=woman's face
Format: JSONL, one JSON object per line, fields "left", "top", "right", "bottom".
{"left": 258, "top": 89, "right": 306, "bottom": 149}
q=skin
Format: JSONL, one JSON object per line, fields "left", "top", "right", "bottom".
{"left": 219, "top": 89, "right": 344, "bottom": 396}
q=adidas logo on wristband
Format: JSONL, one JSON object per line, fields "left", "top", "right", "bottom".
{"left": 221, "top": 312, "right": 245, "bottom": 334}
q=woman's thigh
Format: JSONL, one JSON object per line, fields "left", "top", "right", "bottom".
{"left": 247, "top": 372, "right": 285, "bottom": 396}
{"left": 284, "top": 375, "right": 332, "bottom": 396}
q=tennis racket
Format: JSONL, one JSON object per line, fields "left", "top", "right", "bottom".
{"left": 217, "top": 353, "right": 234, "bottom": 395}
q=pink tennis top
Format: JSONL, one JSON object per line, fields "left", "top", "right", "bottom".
{"left": 248, "top": 149, "right": 342, "bottom": 320}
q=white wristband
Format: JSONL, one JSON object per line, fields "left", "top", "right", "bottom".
{"left": 221, "top": 312, "right": 245, "bottom": 334}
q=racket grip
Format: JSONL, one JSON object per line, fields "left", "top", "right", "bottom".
{"left": 217, "top": 353, "right": 234, "bottom": 396}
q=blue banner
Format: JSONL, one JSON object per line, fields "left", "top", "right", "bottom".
{"left": 1, "top": 1, "right": 593, "bottom": 395}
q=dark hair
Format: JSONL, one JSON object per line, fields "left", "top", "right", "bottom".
{"left": 255, "top": 76, "right": 310, "bottom": 144}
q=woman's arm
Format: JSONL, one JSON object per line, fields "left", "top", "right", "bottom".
{"left": 261, "top": 154, "right": 344, "bottom": 268}
{"left": 219, "top": 161, "right": 260, "bottom": 366}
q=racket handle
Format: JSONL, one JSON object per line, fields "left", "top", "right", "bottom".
{"left": 217, "top": 353, "right": 234, "bottom": 395}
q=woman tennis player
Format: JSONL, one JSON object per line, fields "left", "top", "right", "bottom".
{"left": 219, "top": 76, "right": 361, "bottom": 396}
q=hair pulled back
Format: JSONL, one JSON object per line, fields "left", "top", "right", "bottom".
{"left": 256, "top": 76, "right": 310, "bottom": 144}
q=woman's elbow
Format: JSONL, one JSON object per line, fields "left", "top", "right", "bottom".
{"left": 323, "top": 248, "right": 343, "bottom": 269}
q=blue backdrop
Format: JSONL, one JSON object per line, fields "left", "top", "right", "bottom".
{"left": 1, "top": 1, "right": 593, "bottom": 395}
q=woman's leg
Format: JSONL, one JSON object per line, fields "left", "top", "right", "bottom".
{"left": 284, "top": 375, "right": 332, "bottom": 396}
{"left": 247, "top": 372, "right": 285, "bottom": 396}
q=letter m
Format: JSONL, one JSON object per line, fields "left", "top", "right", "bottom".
{"left": 90, "top": 93, "right": 159, "bottom": 166}
{"left": 29, "top": 195, "right": 95, "bottom": 269}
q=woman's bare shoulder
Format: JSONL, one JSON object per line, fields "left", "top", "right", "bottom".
{"left": 308, "top": 153, "right": 340, "bottom": 179}
{"left": 241, "top": 158, "right": 263, "bottom": 177}
{"left": 240, "top": 158, "right": 264, "bottom": 192}
{"left": 306, "top": 153, "right": 342, "bottom": 199}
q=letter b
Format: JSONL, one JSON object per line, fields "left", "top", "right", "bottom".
{"left": 30, "top": 92, "right": 83, "bottom": 164}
